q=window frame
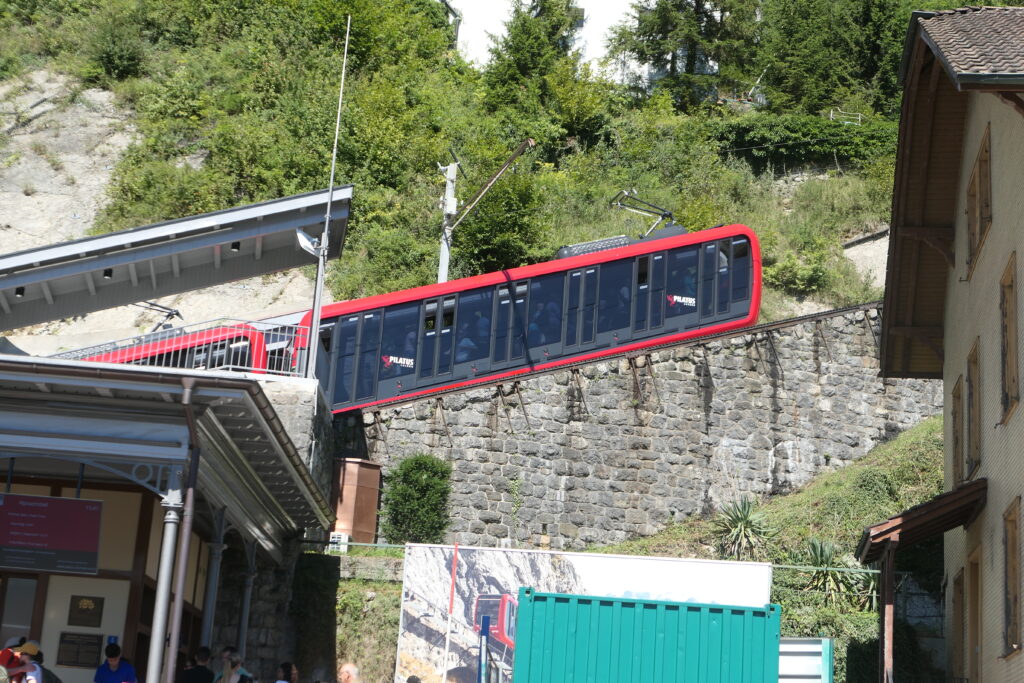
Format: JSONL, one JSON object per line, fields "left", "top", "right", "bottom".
{"left": 966, "top": 123, "right": 992, "bottom": 278}
{"left": 952, "top": 376, "right": 964, "bottom": 485}
{"left": 1005, "top": 496, "right": 1021, "bottom": 657}
{"left": 967, "top": 339, "right": 981, "bottom": 479}
{"left": 1002, "top": 252, "right": 1019, "bottom": 422}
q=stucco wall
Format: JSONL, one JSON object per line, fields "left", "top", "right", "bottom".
{"left": 340, "top": 304, "right": 942, "bottom": 550}
{"left": 942, "top": 90, "right": 1024, "bottom": 682}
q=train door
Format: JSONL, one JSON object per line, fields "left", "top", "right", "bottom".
{"left": 353, "top": 310, "right": 382, "bottom": 404}
{"left": 699, "top": 237, "right": 751, "bottom": 324}
{"left": 562, "top": 267, "right": 598, "bottom": 355}
{"left": 417, "top": 296, "right": 457, "bottom": 388}
{"left": 330, "top": 314, "right": 361, "bottom": 409}
{"left": 594, "top": 258, "right": 634, "bottom": 347}
{"left": 491, "top": 282, "right": 529, "bottom": 370}
{"left": 376, "top": 302, "right": 420, "bottom": 400}
{"left": 632, "top": 253, "right": 667, "bottom": 339}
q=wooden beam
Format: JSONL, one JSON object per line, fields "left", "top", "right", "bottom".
{"left": 998, "top": 92, "right": 1024, "bottom": 119}
{"left": 901, "top": 227, "right": 954, "bottom": 268}
{"left": 890, "top": 326, "right": 942, "bottom": 337}
{"left": 880, "top": 537, "right": 899, "bottom": 683}
{"left": 913, "top": 57, "right": 942, "bottom": 228}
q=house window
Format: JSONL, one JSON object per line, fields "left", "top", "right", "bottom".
{"left": 952, "top": 376, "right": 964, "bottom": 484}
{"left": 1005, "top": 497, "right": 1021, "bottom": 655}
{"left": 967, "top": 340, "right": 981, "bottom": 478}
{"left": 967, "top": 124, "right": 992, "bottom": 274}
{"left": 1002, "top": 253, "right": 1019, "bottom": 420}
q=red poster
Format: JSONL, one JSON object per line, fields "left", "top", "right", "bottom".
{"left": 0, "top": 494, "right": 102, "bottom": 574}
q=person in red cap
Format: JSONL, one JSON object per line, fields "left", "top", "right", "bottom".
{"left": 0, "top": 645, "right": 31, "bottom": 683}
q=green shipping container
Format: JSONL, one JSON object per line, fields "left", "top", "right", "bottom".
{"left": 511, "top": 587, "right": 781, "bottom": 683}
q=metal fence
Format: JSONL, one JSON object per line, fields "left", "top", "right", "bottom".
{"left": 50, "top": 318, "right": 308, "bottom": 377}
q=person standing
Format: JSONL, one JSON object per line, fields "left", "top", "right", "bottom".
{"left": 12, "top": 644, "right": 42, "bottom": 683}
{"left": 273, "top": 662, "right": 297, "bottom": 683}
{"left": 219, "top": 653, "right": 251, "bottom": 683}
{"left": 180, "top": 648, "right": 213, "bottom": 683}
{"left": 93, "top": 644, "right": 137, "bottom": 683}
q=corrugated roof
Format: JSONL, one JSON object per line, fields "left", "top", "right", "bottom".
{"left": 919, "top": 7, "right": 1024, "bottom": 88}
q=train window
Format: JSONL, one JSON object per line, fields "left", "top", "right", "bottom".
{"left": 511, "top": 283, "right": 528, "bottom": 359}
{"left": 420, "top": 301, "right": 437, "bottom": 377}
{"left": 355, "top": 311, "right": 382, "bottom": 400}
{"left": 528, "top": 273, "right": 564, "bottom": 348}
{"left": 582, "top": 268, "right": 597, "bottom": 343}
{"left": 635, "top": 256, "right": 650, "bottom": 332}
{"left": 566, "top": 271, "right": 582, "bottom": 346}
{"left": 650, "top": 253, "right": 666, "bottom": 328}
{"left": 455, "top": 289, "right": 493, "bottom": 364}
{"left": 666, "top": 246, "right": 698, "bottom": 319}
{"left": 494, "top": 287, "right": 511, "bottom": 363}
{"left": 732, "top": 237, "right": 750, "bottom": 301}
{"left": 717, "top": 240, "right": 732, "bottom": 314}
{"left": 437, "top": 297, "right": 456, "bottom": 375}
{"left": 701, "top": 243, "right": 716, "bottom": 317}
{"left": 333, "top": 316, "right": 359, "bottom": 404}
{"left": 597, "top": 259, "right": 632, "bottom": 333}
{"left": 380, "top": 302, "right": 419, "bottom": 379}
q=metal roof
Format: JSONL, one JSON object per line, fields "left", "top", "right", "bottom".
{"left": 0, "top": 355, "right": 333, "bottom": 559}
{"left": 0, "top": 186, "right": 352, "bottom": 332}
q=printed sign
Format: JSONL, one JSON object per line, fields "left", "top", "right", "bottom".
{"left": 396, "top": 544, "right": 772, "bottom": 683}
{"left": 56, "top": 632, "right": 103, "bottom": 668}
{"left": 0, "top": 494, "right": 102, "bottom": 574}
{"left": 382, "top": 355, "right": 415, "bottom": 370}
{"left": 667, "top": 294, "right": 696, "bottom": 307}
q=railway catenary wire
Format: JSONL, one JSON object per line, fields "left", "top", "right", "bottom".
{"left": 351, "top": 300, "right": 883, "bottom": 415}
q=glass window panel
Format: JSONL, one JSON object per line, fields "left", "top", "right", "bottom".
{"left": 732, "top": 237, "right": 750, "bottom": 301}
{"left": 355, "top": 312, "right": 382, "bottom": 400}
{"left": 527, "top": 273, "right": 565, "bottom": 348}
{"left": 420, "top": 302, "right": 437, "bottom": 377}
{"left": 455, "top": 289, "right": 493, "bottom": 364}
{"left": 635, "top": 257, "right": 649, "bottom": 332}
{"left": 437, "top": 297, "right": 455, "bottom": 375}
{"left": 332, "top": 316, "right": 359, "bottom": 405}
{"left": 701, "top": 243, "right": 716, "bottom": 317}
{"left": 494, "top": 288, "right": 511, "bottom": 362}
{"left": 666, "top": 246, "right": 698, "bottom": 319}
{"left": 650, "top": 253, "right": 666, "bottom": 328}
{"left": 717, "top": 240, "right": 732, "bottom": 314}
{"left": 582, "top": 268, "right": 598, "bottom": 343}
{"left": 597, "top": 259, "right": 633, "bottom": 333}
{"left": 380, "top": 302, "right": 420, "bottom": 379}
{"left": 566, "top": 271, "right": 582, "bottom": 346}
{"left": 511, "top": 287, "right": 527, "bottom": 359}
{"left": 0, "top": 578, "right": 37, "bottom": 648}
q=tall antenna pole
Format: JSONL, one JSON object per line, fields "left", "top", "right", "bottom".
{"left": 306, "top": 15, "right": 352, "bottom": 379}
{"left": 436, "top": 161, "right": 459, "bottom": 283}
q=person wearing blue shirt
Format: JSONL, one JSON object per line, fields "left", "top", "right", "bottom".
{"left": 93, "top": 644, "right": 136, "bottom": 683}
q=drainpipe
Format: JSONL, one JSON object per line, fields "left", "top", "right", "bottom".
{"left": 145, "top": 468, "right": 183, "bottom": 683}
{"left": 163, "top": 379, "right": 202, "bottom": 683}
{"left": 199, "top": 507, "right": 227, "bottom": 647}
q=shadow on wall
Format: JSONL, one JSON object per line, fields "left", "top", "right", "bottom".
{"left": 290, "top": 553, "right": 341, "bottom": 682}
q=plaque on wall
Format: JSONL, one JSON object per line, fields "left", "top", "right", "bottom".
{"left": 67, "top": 595, "right": 104, "bottom": 628}
{"left": 56, "top": 632, "right": 103, "bottom": 668}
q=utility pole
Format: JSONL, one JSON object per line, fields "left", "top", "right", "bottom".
{"left": 436, "top": 161, "right": 460, "bottom": 283}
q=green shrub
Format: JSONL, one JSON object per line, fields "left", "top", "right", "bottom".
{"left": 380, "top": 453, "right": 452, "bottom": 544}
{"left": 86, "top": 7, "right": 145, "bottom": 81}
{"left": 711, "top": 497, "right": 776, "bottom": 560}
{"left": 763, "top": 252, "right": 829, "bottom": 295}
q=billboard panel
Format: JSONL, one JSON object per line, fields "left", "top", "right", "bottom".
{"left": 0, "top": 494, "right": 102, "bottom": 574}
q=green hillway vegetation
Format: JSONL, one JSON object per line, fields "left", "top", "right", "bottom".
{"left": 4, "top": 0, "right": 1018, "bottom": 319}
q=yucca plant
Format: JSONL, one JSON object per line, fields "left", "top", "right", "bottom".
{"left": 711, "top": 497, "right": 776, "bottom": 560}
{"left": 804, "top": 538, "right": 847, "bottom": 606}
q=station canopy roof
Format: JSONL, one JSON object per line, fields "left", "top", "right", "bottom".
{"left": 0, "top": 186, "right": 352, "bottom": 332}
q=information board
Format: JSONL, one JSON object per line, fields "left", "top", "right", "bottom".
{"left": 0, "top": 494, "right": 102, "bottom": 574}
{"left": 57, "top": 632, "right": 104, "bottom": 668}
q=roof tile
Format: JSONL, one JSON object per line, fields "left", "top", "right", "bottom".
{"left": 920, "top": 6, "right": 1024, "bottom": 79}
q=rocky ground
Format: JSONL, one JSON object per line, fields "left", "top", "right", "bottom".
{"left": 0, "top": 70, "right": 324, "bottom": 357}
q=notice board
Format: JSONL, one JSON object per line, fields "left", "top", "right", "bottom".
{"left": 0, "top": 493, "right": 102, "bottom": 574}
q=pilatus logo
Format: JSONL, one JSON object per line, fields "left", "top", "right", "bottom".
{"left": 667, "top": 294, "right": 696, "bottom": 307}
{"left": 382, "top": 355, "right": 415, "bottom": 369}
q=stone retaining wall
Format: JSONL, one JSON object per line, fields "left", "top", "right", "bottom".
{"left": 339, "top": 306, "right": 941, "bottom": 550}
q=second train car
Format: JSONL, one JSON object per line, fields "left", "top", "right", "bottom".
{"left": 301, "top": 223, "right": 761, "bottom": 414}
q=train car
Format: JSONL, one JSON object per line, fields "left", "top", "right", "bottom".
{"left": 79, "top": 324, "right": 270, "bottom": 373}
{"left": 473, "top": 593, "right": 518, "bottom": 650}
{"left": 301, "top": 223, "right": 761, "bottom": 414}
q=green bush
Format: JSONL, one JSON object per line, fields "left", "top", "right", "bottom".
{"left": 380, "top": 453, "right": 452, "bottom": 544}
{"left": 86, "top": 7, "right": 145, "bottom": 81}
{"left": 763, "top": 252, "right": 829, "bottom": 295}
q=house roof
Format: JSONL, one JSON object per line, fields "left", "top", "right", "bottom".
{"left": 919, "top": 7, "right": 1024, "bottom": 88}
{"left": 857, "top": 478, "right": 987, "bottom": 564}
{"left": 881, "top": 7, "right": 1024, "bottom": 378}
